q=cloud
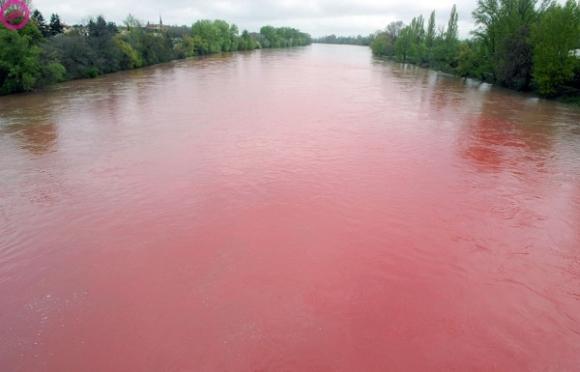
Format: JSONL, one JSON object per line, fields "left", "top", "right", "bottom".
{"left": 32, "top": 0, "right": 480, "bottom": 37}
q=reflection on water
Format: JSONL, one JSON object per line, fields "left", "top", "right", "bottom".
{"left": 1, "top": 122, "right": 58, "bottom": 155}
{"left": 1, "top": 45, "right": 580, "bottom": 371}
{"left": 461, "top": 115, "right": 553, "bottom": 174}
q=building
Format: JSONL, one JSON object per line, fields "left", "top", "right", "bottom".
{"left": 145, "top": 17, "right": 167, "bottom": 32}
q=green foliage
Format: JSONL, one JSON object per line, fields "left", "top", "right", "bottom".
{"left": 189, "top": 21, "right": 309, "bottom": 54}
{"left": 0, "top": 25, "right": 41, "bottom": 94}
{"left": 444, "top": 5, "right": 460, "bottom": 68}
{"left": 370, "top": 0, "right": 580, "bottom": 99}
{"left": 395, "top": 23, "right": 416, "bottom": 62}
{"left": 239, "top": 30, "right": 259, "bottom": 51}
{"left": 456, "top": 39, "right": 489, "bottom": 79}
{"left": 315, "top": 34, "right": 374, "bottom": 46}
{"left": 1, "top": 2, "right": 578, "bottom": 101}
{"left": 191, "top": 20, "right": 241, "bottom": 54}
{"left": 371, "top": 33, "right": 394, "bottom": 56}
{"left": 447, "top": 5, "right": 459, "bottom": 43}
{"left": 259, "top": 26, "right": 312, "bottom": 48}
{"left": 497, "top": 0, "right": 536, "bottom": 89}
{"left": 32, "top": 10, "right": 50, "bottom": 37}
{"left": 472, "top": 0, "right": 538, "bottom": 89}
{"left": 114, "top": 36, "right": 143, "bottom": 69}
{"left": 140, "top": 32, "right": 175, "bottom": 65}
{"left": 370, "top": 22, "right": 403, "bottom": 57}
{"left": 45, "top": 33, "right": 98, "bottom": 79}
{"left": 39, "top": 62, "right": 66, "bottom": 85}
{"left": 0, "top": 10, "right": 309, "bottom": 95}
{"left": 426, "top": 11, "right": 436, "bottom": 50}
{"left": 173, "top": 35, "right": 196, "bottom": 58}
{"left": 373, "top": 6, "right": 460, "bottom": 71}
{"left": 87, "top": 16, "right": 122, "bottom": 74}
{"left": 49, "top": 14, "right": 64, "bottom": 36}
{"left": 532, "top": 0, "right": 580, "bottom": 96}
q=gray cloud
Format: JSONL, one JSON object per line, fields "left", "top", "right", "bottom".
{"left": 32, "top": 0, "right": 482, "bottom": 37}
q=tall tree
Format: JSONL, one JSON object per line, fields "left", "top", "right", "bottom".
{"left": 473, "top": 0, "right": 538, "bottom": 89}
{"left": 385, "top": 21, "right": 404, "bottom": 40}
{"left": 87, "top": 16, "right": 122, "bottom": 73}
{"left": 426, "top": 11, "right": 437, "bottom": 48}
{"left": 472, "top": 0, "right": 501, "bottom": 79}
{"left": 446, "top": 5, "right": 459, "bottom": 42}
{"left": 532, "top": 0, "right": 580, "bottom": 95}
{"left": 395, "top": 23, "right": 414, "bottom": 62}
{"left": 0, "top": 25, "right": 41, "bottom": 94}
{"left": 371, "top": 21, "right": 404, "bottom": 57}
{"left": 497, "top": 0, "right": 538, "bottom": 90}
{"left": 31, "top": 10, "right": 50, "bottom": 37}
{"left": 49, "top": 13, "right": 64, "bottom": 35}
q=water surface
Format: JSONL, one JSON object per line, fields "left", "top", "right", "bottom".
{"left": 1, "top": 44, "right": 580, "bottom": 371}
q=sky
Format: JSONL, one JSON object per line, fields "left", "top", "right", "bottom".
{"left": 32, "top": 0, "right": 483, "bottom": 38}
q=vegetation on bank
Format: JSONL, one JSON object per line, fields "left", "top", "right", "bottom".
{"left": 315, "top": 34, "right": 375, "bottom": 46}
{"left": 371, "top": 0, "right": 580, "bottom": 99}
{"left": 0, "top": 9, "right": 311, "bottom": 95}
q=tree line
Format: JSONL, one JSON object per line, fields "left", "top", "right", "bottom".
{"left": 315, "top": 34, "right": 375, "bottom": 46}
{"left": 371, "top": 0, "right": 580, "bottom": 99}
{"left": 0, "top": 10, "right": 312, "bottom": 95}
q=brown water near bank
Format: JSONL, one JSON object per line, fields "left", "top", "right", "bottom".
{"left": 1, "top": 44, "right": 580, "bottom": 371}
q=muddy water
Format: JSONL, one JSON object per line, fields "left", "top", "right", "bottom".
{"left": 1, "top": 44, "right": 580, "bottom": 371}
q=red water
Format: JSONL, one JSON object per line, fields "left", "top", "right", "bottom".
{"left": 1, "top": 45, "right": 580, "bottom": 371}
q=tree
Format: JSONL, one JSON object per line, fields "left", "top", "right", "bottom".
{"left": 44, "top": 32, "right": 99, "bottom": 79}
{"left": 258, "top": 26, "right": 311, "bottom": 49}
{"left": 426, "top": 11, "right": 437, "bottom": 49}
{"left": 87, "top": 16, "right": 122, "bottom": 74}
{"left": 368, "top": 0, "right": 580, "bottom": 99}
{"left": 394, "top": 17, "right": 426, "bottom": 64}
{"left": 456, "top": 39, "right": 489, "bottom": 78}
{"left": 473, "top": 0, "right": 538, "bottom": 89}
{"left": 413, "top": 15, "right": 427, "bottom": 62}
{"left": 496, "top": 0, "right": 537, "bottom": 90}
{"left": 371, "top": 22, "right": 403, "bottom": 57}
{"left": 316, "top": 34, "right": 374, "bottom": 46}
{"left": 260, "top": 25, "right": 287, "bottom": 48}
{"left": 32, "top": 10, "right": 50, "bottom": 37}
{"left": 0, "top": 11, "right": 312, "bottom": 93}
{"left": 386, "top": 21, "right": 404, "bottom": 40}
{"left": 139, "top": 31, "right": 174, "bottom": 65}
{"left": 395, "top": 26, "right": 414, "bottom": 62}
{"left": 532, "top": 0, "right": 580, "bottom": 95}
{"left": 49, "top": 14, "right": 64, "bottom": 36}
{"left": 442, "top": 5, "right": 460, "bottom": 68}
{"left": 114, "top": 35, "right": 142, "bottom": 69}
{"left": 192, "top": 20, "right": 224, "bottom": 54}
{"left": 0, "top": 24, "right": 41, "bottom": 94}
{"left": 123, "top": 14, "right": 142, "bottom": 31}
{"left": 174, "top": 35, "right": 196, "bottom": 58}
{"left": 371, "top": 32, "right": 393, "bottom": 56}
{"left": 239, "top": 30, "right": 259, "bottom": 50}
{"left": 38, "top": 44, "right": 66, "bottom": 86}
{"left": 472, "top": 0, "right": 501, "bottom": 80}
{"left": 447, "top": 5, "right": 459, "bottom": 43}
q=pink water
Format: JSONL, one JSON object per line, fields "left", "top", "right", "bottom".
{"left": 1, "top": 45, "right": 580, "bottom": 371}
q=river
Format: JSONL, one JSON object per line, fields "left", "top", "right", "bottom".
{"left": 1, "top": 44, "right": 580, "bottom": 371}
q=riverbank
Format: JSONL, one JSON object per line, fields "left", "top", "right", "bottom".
{"left": 0, "top": 14, "right": 311, "bottom": 95}
{"left": 370, "top": 2, "right": 580, "bottom": 103}
{"left": 372, "top": 54, "right": 580, "bottom": 108}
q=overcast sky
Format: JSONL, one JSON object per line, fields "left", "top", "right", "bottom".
{"left": 32, "top": 0, "right": 483, "bottom": 37}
